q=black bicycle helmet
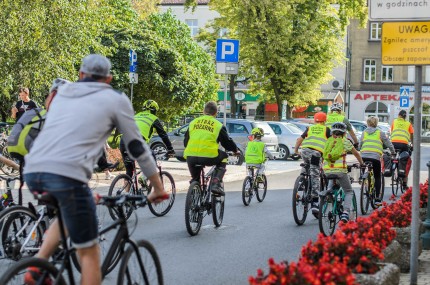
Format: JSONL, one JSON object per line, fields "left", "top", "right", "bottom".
{"left": 331, "top": 122, "right": 347, "bottom": 134}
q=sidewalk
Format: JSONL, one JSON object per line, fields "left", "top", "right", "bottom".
{"left": 399, "top": 249, "right": 430, "bottom": 285}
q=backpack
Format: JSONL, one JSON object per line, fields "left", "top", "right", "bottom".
{"left": 7, "top": 108, "right": 46, "bottom": 161}
{"left": 323, "top": 137, "right": 345, "bottom": 163}
{"left": 398, "top": 151, "right": 411, "bottom": 178}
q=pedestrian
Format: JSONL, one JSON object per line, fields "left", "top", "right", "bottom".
{"left": 11, "top": 87, "right": 38, "bottom": 122}
{"left": 22, "top": 54, "right": 168, "bottom": 285}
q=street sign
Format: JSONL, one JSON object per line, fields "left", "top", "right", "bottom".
{"left": 129, "top": 72, "right": 138, "bottom": 84}
{"left": 129, "top": 50, "right": 137, "bottom": 73}
{"left": 235, "top": 92, "right": 246, "bottom": 101}
{"left": 400, "top": 96, "right": 410, "bottom": 108}
{"left": 400, "top": 86, "right": 410, "bottom": 97}
{"left": 216, "top": 39, "right": 240, "bottom": 63}
{"left": 382, "top": 22, "right": 430, "bottom": 65}
{"left": 369, "top": 0, "right": 430, "bottom": 21}
{"left": 216, "top": 62, "right": 239, "bottom": 75}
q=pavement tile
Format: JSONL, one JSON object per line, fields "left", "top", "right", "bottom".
{"left": 399, "top": 249, "right": 430, "bottom": 285}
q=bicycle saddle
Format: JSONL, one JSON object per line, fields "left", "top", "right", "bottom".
{"left": 32, "top": 191, "right": 58, "bottom": 208}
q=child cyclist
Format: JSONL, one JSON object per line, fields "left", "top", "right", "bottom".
{"left": 323, "top": 122, "right": 364, "bottom": 222}
{"left": 245, "top": 128, "right": 274, "bottom": 181}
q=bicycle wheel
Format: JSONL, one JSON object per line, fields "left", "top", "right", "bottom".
{"left": 117, "top": 240, "right": 163, "bottom": 285}
{"left": 292, "top": 175, "right": 308, "bottom": 226}
{"left": 88, "top": 172, "right": 99, "bottom": 190}
{"left": 360, "top": 177, "right": 370, "bottom": 215}
{"left": 256, "top": 174, "right": 267, "bottom": 202}
{"left": 108, "top": 174, "right": 135, "bottom": 220}
{"left": 148, "top": 171, "right": 176, "bottom": 217}
{"left": 351, "top": 192, "right": 358, "bottom": 222}
{"left": 184, "top": 182, "right": 204, "bottom": 236}
{"left": 212, "top": 194, "right": 225, "bottom": 227}
{"left": 379, "top": 175, "right": 385, "bottom": 202}
{"left": 0, "top": 257, "right": 66, "bottom": 285}
{"left": 391, "top": 166, "right": 400, "bottom": 196}
{"left": 0, "top": 206, "right": 44, "bottom": 261}
{"left": 241, "top": 177, "right": 252, "bottom": 206}
{"left": 319, "top": 194, "right": 336, "bottom": 236}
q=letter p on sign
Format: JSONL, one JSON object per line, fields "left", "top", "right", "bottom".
{"left": 216, "top": 39, "right": 240, "bottom": 63}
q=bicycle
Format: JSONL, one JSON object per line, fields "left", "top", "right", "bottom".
{"left": 184, "top": 164, "right": 226, "bottom": 236}
{"left": 0, "top": 124, "right": 19, "bottom": 176}
{"left": 292, "top": 162, "right": 326, "bottom": 226}
{"left": 359, "top": 161, "right": 384, "bottom": 215}
{"left": 390, "top": 149, "right": 408, "bottom": 196}
{"left": 241, "top": 163, "right": 267, "bottom": 206}
{"left": 318, "top": 164, "right": 359, "bottom": 236}
{"left": 0, "top": 194, "right": 163, "bottom": 285}
{"left": 108, "top": 150, "right": 176, "bottom": 219}
{"left": 0, "top": 175, "right": 22, "bottom": 210}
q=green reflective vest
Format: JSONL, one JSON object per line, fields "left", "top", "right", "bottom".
{"left": 302, "top": 124, "right": 328, "bottom": 153}
{"left": 391, "top": 118, "right": 411, "bottom": 144}
{"left": 184, "top": 115, "right": 223, "bottom": 158}
{"left": 361, "top": 130, "right": 383, "bottom": 155}
{"left": 245, "top": 141, "right": 265, "bottom": 164}
{"left": 326, "top": 113, "right": 345, "bottom": 129}
{"left": 134, "top": 111, "right": 158, "bottom": 142}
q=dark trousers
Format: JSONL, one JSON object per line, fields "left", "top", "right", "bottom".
{"left": 363, "top": 158, "right": 382, "bottom": 198}
{"left": 392, "top": 142, "right": 410, "bottom": 153}
{"left": 186, "top": 151, "right": 228, "bottom": 182}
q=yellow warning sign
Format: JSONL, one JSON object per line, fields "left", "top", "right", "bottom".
{"left": 382, "top": 22, "right": 430, "bottom": 65}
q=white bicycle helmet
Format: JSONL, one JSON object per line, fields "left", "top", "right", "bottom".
{"left": 330, "top": 103, "right": 343, "bottom": 112}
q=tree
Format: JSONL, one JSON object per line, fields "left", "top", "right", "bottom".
{"left": 207, "top": 0, "right": 367, "bottom": 119}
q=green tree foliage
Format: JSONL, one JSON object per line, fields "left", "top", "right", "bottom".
{"left": 208, "top": 0, "right": 367, "bottom": 119}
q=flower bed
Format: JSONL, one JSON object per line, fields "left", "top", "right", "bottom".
{"left": 249, "top": 180, "right": 429, "bottom": 284}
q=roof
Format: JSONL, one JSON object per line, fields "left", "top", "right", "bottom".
{"left": 320, "top": 91, "right": 344, "bottom": 102}
{"left": 160, "top": 0, "right": 209, "bottom": 4}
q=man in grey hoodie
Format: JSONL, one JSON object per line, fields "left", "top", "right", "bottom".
{"left": 359, "top": 116, "right": 395, "bottom": 207}
{"left": 23, "top": 54, "right": 168, "bottom": 285}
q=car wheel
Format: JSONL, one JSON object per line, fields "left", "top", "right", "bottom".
{"left": 176, "top": 156, "right": 186, "bottom": 162}
{"left": 227, "top": 150, "right": 244, "bottom": 166}
{"left": 278, "top": 145, "right": 289, "bottom": 160}
{"left": 151, "top": 143, "right": 169, "bottom": 161}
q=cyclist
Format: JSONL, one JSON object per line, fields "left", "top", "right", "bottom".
{"left": 23, "top": 54, "right": 168, "bottom": 285}
{"left": 184, "top": 101, "right": 239, "bottom": 196}
{"left": 120, "top": 99, "right": 175, "bottom": 181}
{"left": 245, "top": 127, "right": 274, "bottom": 182}
{"left": 294, "top": 112, "right": 331, "bottom": 216}
{"left": 323, "top": 122, "right": 364, "bottom": 222}
{"left": 359, "top": 116, "right": 395, "bottom": 207}
{"left": 390, "top": 109, "right": 414, "bottom": 187}
{"left": 326, "top": 103, "right": 359, "bottom": 147}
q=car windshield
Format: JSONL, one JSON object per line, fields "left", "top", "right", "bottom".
{"left": 283, "top": 123, "right": 302, "bottom": 134}
{"left": 254, "top": 122, "right": 274, "bottom": 135}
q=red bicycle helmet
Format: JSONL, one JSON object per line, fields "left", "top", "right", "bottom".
{"left": 314, "top": 112, "right": 327, "bottom": 122}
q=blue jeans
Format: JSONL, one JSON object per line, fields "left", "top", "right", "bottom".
{"left": 24, "top": 173, "right": 98, "bottom": 249}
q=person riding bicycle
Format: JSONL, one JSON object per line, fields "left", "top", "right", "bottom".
{"left": 294, "top": 112, "right": 331, "bottom": 216}
{"left": 184, "top": 101, "right": 239, "bottom": 196}
{"left": 119, "top": 99, "right": 175, "bottom": 179}
{"left": 326, "top": 103, "right": 359, "bottom": 148}
{"left": 245, "top": 127, "right": 274, "bottom": 181}
{"left": 23, "top": 55, "right": 168, "bottom": 285}
{"left": 323, "top": 122, "right": 364, "bottom": 223}
{"left": 359, "top": 116, "right": 395, "bottom": 207}
{"left": 390, "top": 109, "right": 413, "bottom": 188}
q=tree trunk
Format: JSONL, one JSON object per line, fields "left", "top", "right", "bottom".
{"left": 229, "top": 74, "right": 236, "bottom": 118}
{"left": 270, "top": 77, "right": 282, "bottom": 121}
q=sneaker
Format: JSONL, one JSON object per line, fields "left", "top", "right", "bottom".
{"left": 210, "top": 182, "right": 225, "bottom": 196}
{"left": 340, "top": 211, "right": 349, "bottom": 223}
{"left": 105, "top": 173, "right": 115, "bottom": 180}
{"left": 311, "top": 201, "right": 319, "bottom": 218}
{"left": 374, "top": 199, "right": 382, "bottom": 208}
{"left": 24, "top": 267, "right": 53, "bottom": 285}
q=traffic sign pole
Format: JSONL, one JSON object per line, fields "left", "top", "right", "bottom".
{"left": 223, "top": 75, "right": 228, "bottom": 126}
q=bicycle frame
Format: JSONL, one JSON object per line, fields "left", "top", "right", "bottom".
{"left": 199, "top": 165, "right": 215, "bottom": 211}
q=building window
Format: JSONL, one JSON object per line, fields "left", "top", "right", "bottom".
{"left": 363, "top": 59, "right": 376, "bottom": 82}
{"left": 426, "top": 66, "right": 430, "bottom": 83}
{"left": 369, "top": 22, "right": 382, "bottom": 40}
{"left": 408, "top": 66, "right": 415, "bottom": 82}
{"left": 185, "top": 19, "right": 199, "bottom": 37}
{"left": 365, "top": 102, "right": 389, "bottom": 123}
{"left": 381, "top": 66, "right": 393, "bottom": 82}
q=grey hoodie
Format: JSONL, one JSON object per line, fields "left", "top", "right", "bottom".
{"left": 359, "top": 127, "right": 395, "bottom": 160}
{"left": 24, "top": 81, "right": 158, "bottom": 183}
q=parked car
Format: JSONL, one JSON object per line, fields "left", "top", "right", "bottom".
{"left": 282, "top": 120, "right": 311, "bottom": 132}
{"left": 149, "top": 118, "right": 279, "bottom": 165}
{"left": 350, "top": 119, "right": 391, "bottom": 139}
{"left": 267, "top": 121, "right": 302, "bottom": 160}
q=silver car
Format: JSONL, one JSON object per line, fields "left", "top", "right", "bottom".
{"left": 267, "top": 121, "right": 302, "bottom": 160}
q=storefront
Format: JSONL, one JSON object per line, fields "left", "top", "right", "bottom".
{"left": 217, "top": 91, "right": 261, "bottom": 119}
{"left": 348, "top": 90, "right": 430, "bottom": 137}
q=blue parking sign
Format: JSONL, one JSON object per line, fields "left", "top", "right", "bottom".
{"left": 129, "top": 50, "right": 137, "bottom": 72}
{"left": 400, "top": 96, "right": 409, "bottom": 108}
{"left": 216, "top": 39, "right": 239, "bottom": 63}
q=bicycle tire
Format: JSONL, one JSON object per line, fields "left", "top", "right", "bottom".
{"left": 319, "top": 194, "right": 336, "bottom": 236}
{"left": 117, "top": 239, "right": 163, "bottom": 285}
{"left": 380, "top": 175, "right": 385, "bottom": 202}
{"left": 391, "top": 165, "right": 399, "bottom": 196}
{"left": 351, "top": 192, "right": 358, "bottom": 222}
{"left": 184, "top": 182, "right": 203, "bottom": 236}
{"left": 108, "top": 174, "right": 135, "bottom": 220}
{"left": 360, "top": 177, "right": 370, "bottom": 215}
{"left": 0, "top": 257, "right": 66, "bottom": 285}
{"left": 148, "top": 171, "right": 176, "bottom": 217}
{"left": 256, "top": 174, "right": 267, "bottom": 202}
{"left": 212, "top": 193, "right": 225, "bottom": 227}
{"left": 0, "top": 206, "right": 44, "bottom": 261}
{"left": 241, "top": 177, "right": 252, "bottom": 206}
{"left": 292, "top": 175, "right": 308, "bottom": 226}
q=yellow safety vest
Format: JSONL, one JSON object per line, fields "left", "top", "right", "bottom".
{"left": 301, "top": 124, "right": 328, "bottom": 153}
{"left": 391, "top": 118, "right": 411, "bottom": 144}
{"left": 326, "top": 113, "right": 345, "bottom": 129}
{"left": 323, "top": 138, "right": 347, "bottom": 173}
{"left": 361, "top": 130, "right": 383, "bottom": 155}
{"left": 134, "top": 111, "right": 158, "bottom": 142}
{"left": 184, "top": 115, "right": 223, "bottom": 158}
{"left": 245, "top": 141, "right": 265, "bottom": 164}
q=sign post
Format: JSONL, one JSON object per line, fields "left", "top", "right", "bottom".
{"left": 215, "top": 39, "right": 240, "bottom": 126}
{"left": 129, "top": 49, "right": 138, "bottom": 104}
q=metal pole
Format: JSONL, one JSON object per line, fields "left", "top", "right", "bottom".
{"left": 422, "top": 162, "right": 430, "bottom": 249}
{"left": 223, "top": 75, "right": 227, "bottom": 126}
{"left": 130, "top": 83, "right": 134, "bottom": 104}
{"left": 410, "top": 65, "right": 422, "bottom": 285}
